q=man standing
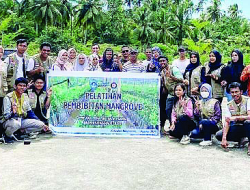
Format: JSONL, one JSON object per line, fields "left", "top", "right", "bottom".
{"left": 142, "top": 47, "right": 152, "bottom": 69}
{"left": 5, "top": 39, "right": 29, "bottom": 92}
{"left": 159, "top": 56, "right": 184, "bottom": 134}
{"left": 172, "top": 46, "right": 189, "bottom": 75}
{"left": 120, "top": 45, "right": 130, "bottom": 65}
{"left": 122, "top": 49, "right": 145, "bottom": 73}
{"left": 215, "top": 82, "right": 250, "bottom": 155}
{"left": 27, "top": 42, "right": 53, "bottom": 79}
{"left": 2, "top": 77, "right": 49, "bottom": 143}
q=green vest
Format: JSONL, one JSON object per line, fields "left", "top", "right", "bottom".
{"left": 0, "top": 63, "right": 8, "bottom": 97}
{"left": 27, "top": 89, "right": 48, "bottom": 119}
{"left": 185, "top": 66, "right": 203, "bottom": 97}
{"left": 163, "top": 66, "right": 180, "bottom": 96}
{"left": 5, "top": 91, "right": 30, "bottom": 118}
{"left": 200, "top": 98, "right": 223, "bottom": 129}
{"left": 227, "top": 95, "right": 249, "bottom": 116}
{"left": 205, "top": 63, "right": 224, "bottom": 98}
{"left": 174, "top": 97, "right": 193, "bottom": 119}
{"left": 6, "top": 53, "right": 29, "bottom": 92}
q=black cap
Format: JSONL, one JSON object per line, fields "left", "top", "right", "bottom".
{"left": 178, "top": 46, "right": 185, "bottom": 52}
{"left": 15, "top": 77, "right": 28, "bottom": 86}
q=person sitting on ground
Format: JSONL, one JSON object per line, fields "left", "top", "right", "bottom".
{"left": 169, "top": 83, "right": 196, "bottom": 145}
{"left": 27, "top": 74, "right": 52, "bottom": 126}
{"left": 122, "top": 49, "right": 145, "bottom": 73}
{"left": 51, "top": 49, "right": 69, "bottom": 71}
{"left": 74, "top": 53, "right": 89, "bottom": 71}
{"left": 190, "top": 83, "right": 222, "bottom": 146}
{"left": 87, "top": 54, "right": 102, "bottom": 72}
{"left": 215, "top": 82, "right": 250, "bottom": 155}
{"left": 2, "top": 77, "right": 49, "bottom": 143}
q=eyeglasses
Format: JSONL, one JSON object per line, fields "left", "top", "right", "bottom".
{"left": 35, "top": 82, "right": 44, "bottom": 84}
{"left": 130, "top": 52, "right": 137, "bottom": 55}
{"left": 146, "top": 52, "right": 151, "bottom": 54}
{"left": 122, "top": 50, "right": 129, "bottom": 53}
{"left": 159, "top": 60, "right": 166, "bottom": 62}
{"left": 79, "top": 58, "right": 85, "bottom": 60}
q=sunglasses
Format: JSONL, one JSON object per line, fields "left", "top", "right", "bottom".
{"left": 131, "top": 52, "right": 137, "bottom": 55}
{"left": 122, "top": 50, "right": 129, "bottom": 53}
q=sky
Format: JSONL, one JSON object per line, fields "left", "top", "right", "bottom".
{"left": 192, "top": 0, "right": 250, "bottom": 19}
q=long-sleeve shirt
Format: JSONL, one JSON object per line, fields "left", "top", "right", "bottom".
{"left": 194, "top": 101, "right": 221, "bottom": 124}
{"left": 171, "top": 99, "right": 193, "bottom": 123}
{"left": 240, "top": 65, "right": 250, "bottom": 96}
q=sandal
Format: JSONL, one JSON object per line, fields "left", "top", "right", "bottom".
{"left": 247, "top": 151, "right": 250, "bottom": 156}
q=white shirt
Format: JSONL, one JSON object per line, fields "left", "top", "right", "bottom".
{"left": 27, "top": 58, "right": 35, "bottom": 72}
{"left": 172, "top": 58, "right": 190, "bottom": 75}
{"left": 142, "top": 59, "right": 152, "bottom": 70}
{"left": 224, "top": 98, "right": 250, "bottom": 117}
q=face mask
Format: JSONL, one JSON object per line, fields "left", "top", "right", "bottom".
{"left": 201, "top": 92, "right": 209, "bottom": 99}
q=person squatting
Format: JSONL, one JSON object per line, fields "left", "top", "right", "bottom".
{"left": 0, "top": 39, "right": 250, "bottom": 156}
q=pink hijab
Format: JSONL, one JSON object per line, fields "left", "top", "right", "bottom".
{"left": 56, "top": 49, "right": 68, "bottom": 65}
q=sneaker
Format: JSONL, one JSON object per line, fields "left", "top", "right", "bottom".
{"left": 199, "top": 140, "right": 212, "bottom": 146}
{"left": 4, "top": 135, "right": 14, "bottom": 144}
{"left": 28, "top": 132, "right": 39, "bottom": 139}
{"left": 180, "top": 135, "right": 190, "bottom": 145}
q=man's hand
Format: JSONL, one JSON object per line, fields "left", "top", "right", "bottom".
{"left": 12, "top": 103, "right": 17, "bottom": 114}
{"left": 195, "top": 100, "right": 201, "bottom": 110}
{"left": 43, "top": 125, "right": 50, "bottom": 132}
{"left": 47, "top": 88, "right": 53, "bottom": 97}
{"left": 37, "top": 66, "right": 45, "bottom": 73}
{"left": 183, "top": 79, "right": 189, "bottom": 85}
{"left": 191, "top": 87, "right": 199, "bottom": 95}
{"left": 221, "top": 138, "right": 229, "bottom": 149}
{"left": 221, "top": 80, "right": 227, "bottom": 87}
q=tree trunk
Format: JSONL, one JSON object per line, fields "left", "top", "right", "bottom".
{"left": 84, "top": 23, "right": 87, "bottom": 45}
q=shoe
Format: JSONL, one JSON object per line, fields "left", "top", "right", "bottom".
{"left": 28, "top": 132, "right": 39, "bottom": 139}
{"left": 180, "top": 135, "right": 190, "bottom": 145}
{"left": 199, "top": 140, "right": 212, "bottom": 146}
{"left": 4, "top": 135, "right": 14, "bottom": 144}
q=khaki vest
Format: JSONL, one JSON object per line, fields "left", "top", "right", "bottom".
{"left": 174, "top": 97, "right": 193, "bottom": 119}
{"left": 205, "top": 63, "right": 224, "bottom": 98}
{"left": 185, "top": 66, "right": 203, "bottom": 97}
{"left": 200, "top": 98, "right": 223, "bottom": 129}
{"left": 27, "top": 89, "right": 48, "bottom": 119}
{"left": 6, "top": 53, "right": 29, "bottom": 92}
{"left": 5, "top": 92, "right": 30, "bottom": 118}
{"left": 227, "top": 95, "right": 249, "bottom": 116}
{"left": 162, "top": 66, "right": 180, "bottom": 96}
{"left": 0, "top": 62, "right": 8, "bottom": 97}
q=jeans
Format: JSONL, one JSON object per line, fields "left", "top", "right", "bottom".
{"left": 191, "top": 119, "right": 219, "bottom": 141}
{"left": 169, "top": 115, "right": 196, "bottom": 139}
{"left": 215, "top": 121, "right": 250, "bottom": 142}
{"left": 166, "top": 97, "right": 175, "bottom": 123}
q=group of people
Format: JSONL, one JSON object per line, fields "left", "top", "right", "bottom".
{"left": 1, "top": 39, "right": 250, "bottom": 156}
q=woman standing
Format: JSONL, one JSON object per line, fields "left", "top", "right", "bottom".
{"left": 67, "top": 48, "right": 77, "bottom": 70}
{"left": 74, "top": 54, "right": 89, "bottom": 71}
{"left": 0, "top": 46, "right": 8, "bottom": 116}
{"left": 221, "top": 50, "right": 246, "bottom": 101}
{"left": 183, "top": 52, "right": 206, "bottom": 99}
{"left": 191, "top": 83, "right": 222, "bottom": 146}
{"left": 169, "top": 83, "right": 196, "bottom": 145}
{"left": 88, "top": 54, "right": 102, "bottom": 72}
{"left": 52, "top": 49, "right": 69, "bottom": 71}
{"left": 205, "top": 50, "right": 224, "bottom": 104}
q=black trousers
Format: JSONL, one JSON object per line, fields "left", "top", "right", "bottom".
{"left": 169, "top": 115, "right": 196, "bottom": 139}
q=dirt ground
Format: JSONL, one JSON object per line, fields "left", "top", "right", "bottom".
{"left": 0, "top": 134, "right": 250, "bottom": 190}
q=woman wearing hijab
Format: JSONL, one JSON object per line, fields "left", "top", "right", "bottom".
{"left": 67, "top": 48, "right": 77, "bottom": 70}
{"left": 52, "top": 49, "right": 68, "bottom": 71}
{"left": 221, "top": 49, "right": 247, "bottom": 101}
{"left": 190, "top": 83, "right": 222, "bottom": 146}
{"left": 147, "top": 46, "right": 162, "bottom": 73}
{"left": 169, "top": 83, "right": 196, "bottom": 145}
{"left": 74, "top": 54, "right": 89, "bottom": 71}
{"left": 183, "top": 52, "right": 206, "bottom": 99}
{"left": 88, "top": 54, "right": 102, "bottom": 72}
{"left": 205, "top": 50, "right": 225, "bottom": 104}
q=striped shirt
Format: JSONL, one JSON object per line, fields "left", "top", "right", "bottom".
{"left": 122, "top": 61, "right": 145, "bottom": 73}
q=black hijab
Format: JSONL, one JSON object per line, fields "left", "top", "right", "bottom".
{"left": 184, "top": 52, "right": 200, "bottom": 78}
{"left": 208, "top": 50, "right": 222, "bottom": 74}
{"left": 228, "top": 49, "right": 244, "bottom": 78}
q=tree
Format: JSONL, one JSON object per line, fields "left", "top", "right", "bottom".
{"left": 75, "top": 0, "right": 102, "bottom": 44}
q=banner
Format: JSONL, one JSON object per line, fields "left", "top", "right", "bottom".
{"left": 48, "top": 71, "right": 160, "bottom": 138}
